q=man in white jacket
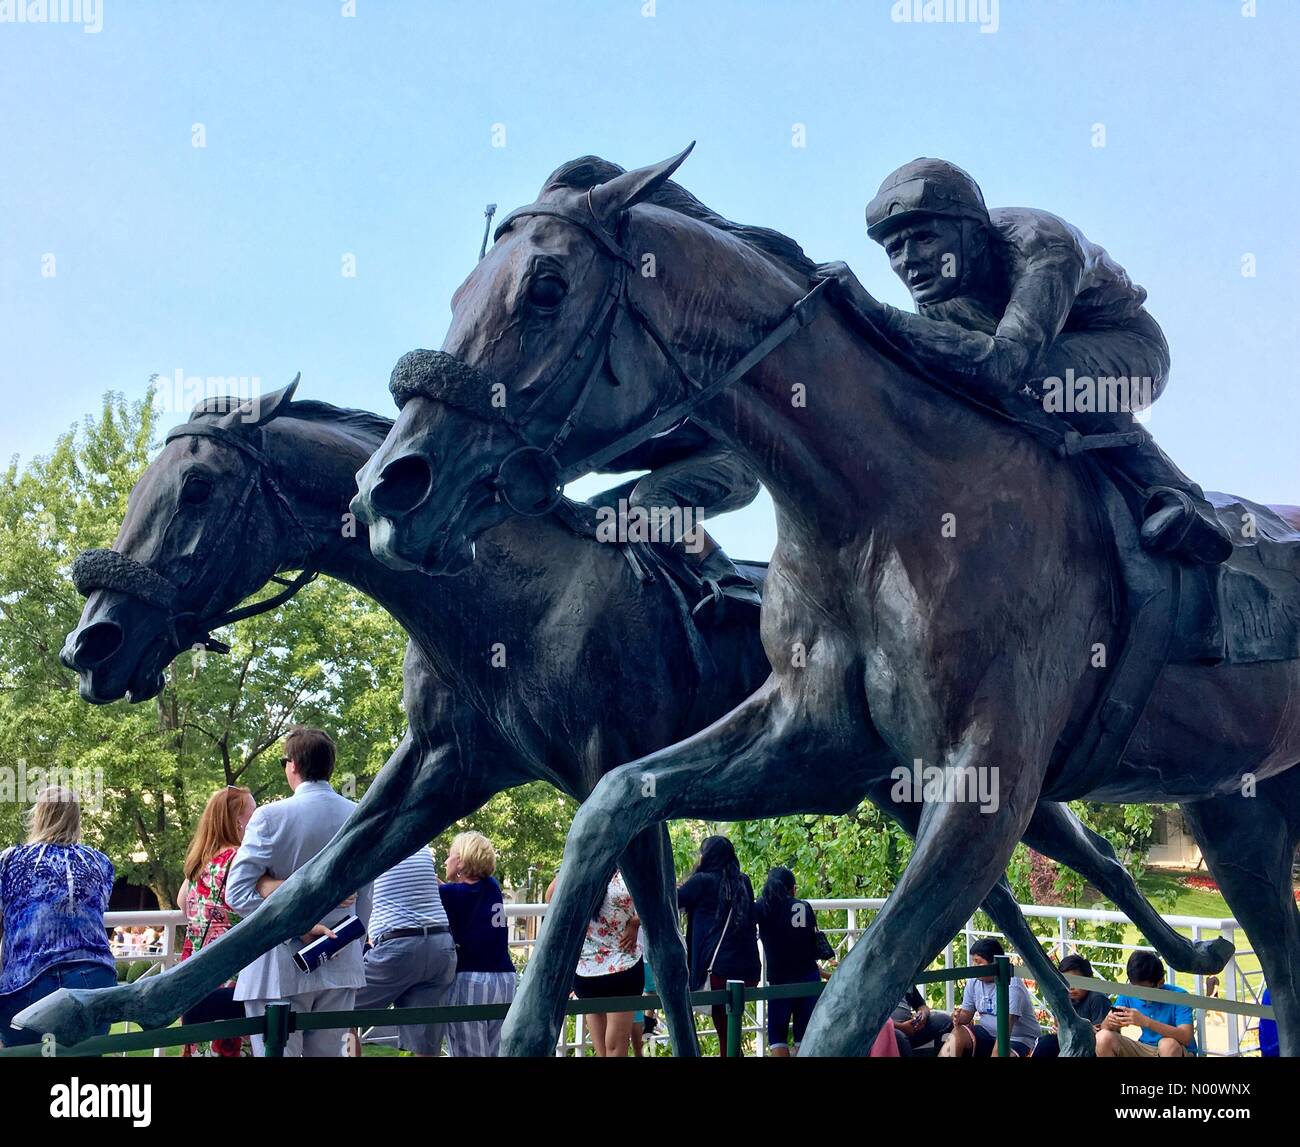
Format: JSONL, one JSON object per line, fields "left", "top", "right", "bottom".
{"left": 227, "top": 726, "right": 371, "bottom": 1057}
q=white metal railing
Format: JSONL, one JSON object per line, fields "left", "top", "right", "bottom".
{"left": 86, "top": 899, "right": 1263, "bottom": 1057}
{"left": 105, "top": 909, "right": 186, "bottom": 971}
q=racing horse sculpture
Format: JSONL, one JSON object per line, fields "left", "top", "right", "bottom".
{"left": 17, "top": 385, "right": 1228, "bottom": 1053}
{"left": 350, "top": 147, "right": 1300, "bottom": 1056}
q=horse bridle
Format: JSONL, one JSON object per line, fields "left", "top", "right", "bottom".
{"left": 70, "top": 420, "right": 320, "bottom": 656}
{"left": 388, "top": 187, "right": 831, "bottom": 517}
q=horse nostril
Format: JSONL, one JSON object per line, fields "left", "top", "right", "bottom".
{"left": 72, "top": 621, "right": 124, "bottom": 669}
{"left": 370, "top": 454, "right": 433, "bottom": 518}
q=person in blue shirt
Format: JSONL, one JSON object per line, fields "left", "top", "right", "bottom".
{"left": 1096, "top": 950, "right": 1197, "bottom": 1058}
{"left": 0, "top": 786, "right": 117, "bottom": 1047}
{"left": 1257, "top": 987, "right": 1278, "bottom": 1057}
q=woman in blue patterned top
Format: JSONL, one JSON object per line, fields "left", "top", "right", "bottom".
{"left": 0, "top": 786, "right": 117, "bottom": 1046}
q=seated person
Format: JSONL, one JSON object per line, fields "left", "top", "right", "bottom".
{"left": 941, "top": 937, "right": 1041, "bottom": 1057}
{"left": 1031, "top": 953, "right": 1113, "bottom": 1057}
{"left": 1095, "top": 951, "right": 1198, "bottom": 1058}
{"left": 892, "top": 984, "right": 953, "bottom": 1055}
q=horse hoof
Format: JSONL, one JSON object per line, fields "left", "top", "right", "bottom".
{"left": 1057, "top": 1016, "right": 1097, "bottom": 1058}
{"left": 1192, "top": 936, "right": 1235, "bottom": 974}
{"left": 498, "top": 1012, "right": 556, "bottom": 1057}
{"left": 10, "top": 987, "right": 111, "bottom": 1049}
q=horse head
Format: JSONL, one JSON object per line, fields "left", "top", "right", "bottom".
{"left": 352, "top": 144, "right": 805, "bottom": 576}
{"left": 61, "top": 377, "right": 311, "bottom": 703}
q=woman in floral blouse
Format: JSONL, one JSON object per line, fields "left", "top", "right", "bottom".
{"left": 0, "top": 786, "right": 117, "bottom": 1047}
{"left": 572, "top": 868, "right": 643, "bottom": 1057}
{"left": 176, "top": 786, "right": 255, "bottom": 1057}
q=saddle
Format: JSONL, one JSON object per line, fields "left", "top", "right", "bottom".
{"left": 554, "top": 492, "right": 766, "bottom": 626}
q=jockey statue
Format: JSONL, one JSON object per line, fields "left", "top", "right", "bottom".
{"left": 815, "top": 158, "right": 1233, "bottom": 566}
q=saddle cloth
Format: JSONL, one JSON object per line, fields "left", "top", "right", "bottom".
{"left": 1179, "top": 493, "right": 1300, "bottom": 665}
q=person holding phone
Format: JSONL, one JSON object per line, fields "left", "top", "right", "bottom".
{"left": 1095, "top": 951, "right": 1197, "bottom": 1058}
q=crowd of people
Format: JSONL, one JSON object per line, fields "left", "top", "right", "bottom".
{"left": 0, "top": 725, "right": 1268, "bottom": 1058}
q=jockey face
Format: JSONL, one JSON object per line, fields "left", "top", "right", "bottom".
{"left": 881, "top": 215, "right": 970, "bottom": 306}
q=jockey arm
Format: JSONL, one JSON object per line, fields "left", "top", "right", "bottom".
{"left": 821, "top": 234, "right": 1086, "bottom": 400}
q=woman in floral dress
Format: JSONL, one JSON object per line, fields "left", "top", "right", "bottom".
{"left": 176, "top": 786, "right": 255, "bottom": 1057}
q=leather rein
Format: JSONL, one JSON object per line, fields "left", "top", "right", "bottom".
{"left": 71, "top": 420, "right": 320, "bottom": 655}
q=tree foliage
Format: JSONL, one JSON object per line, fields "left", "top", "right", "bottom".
{"left": 0, "top": 390, "right": 407, "bottom": 906}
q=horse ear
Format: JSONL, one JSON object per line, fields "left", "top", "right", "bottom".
{"left": 188, "top": 374, "right": 301, "bottom": 425}
{"left": 213, "top": 373, "right": 301, "bottom": 428}
{"left": 589, "top": 143, "right": 695, "bottom": 223}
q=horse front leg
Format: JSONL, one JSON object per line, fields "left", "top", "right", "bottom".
{"left": 800, "top": 720, "right": 1045, "bottom": 1057}
{"left": 619, "top": 822, "right": 699, "bottom": 1058}
{"left": 10, "top": 730, "right": 500, "bottom": 1048}
{"left": 500, "top": 677, "right": 871, "bottom": 1057}
{"left": 871, "top": 787, "right": 1096, "bottom": 1056}
{"left": 1022, "top": 801, "right": 1233, "bottom": 974}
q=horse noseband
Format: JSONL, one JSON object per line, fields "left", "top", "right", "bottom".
{"left": 389, "top": 350, "right": 520, "bottom": 429}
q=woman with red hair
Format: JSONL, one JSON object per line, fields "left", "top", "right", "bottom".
{"left": 177, "top": 786, "right": 256, "bottom": 1057}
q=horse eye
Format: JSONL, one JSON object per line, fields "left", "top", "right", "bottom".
{"left": 527, "top": 274, "right": 567, "bottom": 309}
{"left": 181, "top": 477, "right": 212, "bottom": 506}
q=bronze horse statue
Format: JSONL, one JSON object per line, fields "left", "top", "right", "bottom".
{"left": 350, "top": 148, "right": 1300, "bottom": 1057}
{"left": 16, "top": 385, "right": 1226, "bottom": 1053}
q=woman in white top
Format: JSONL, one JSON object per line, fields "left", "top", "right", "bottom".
{"left": 571, "top": 868, "right": 644, "bottom": 1057}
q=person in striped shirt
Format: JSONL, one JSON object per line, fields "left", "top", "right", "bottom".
{"left": 353, "top": 846, "right": 456, "bottom": 1057}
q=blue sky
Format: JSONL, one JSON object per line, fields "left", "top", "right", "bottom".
{"left": 2, "top": 0, "right": 1297, "bottom": 560}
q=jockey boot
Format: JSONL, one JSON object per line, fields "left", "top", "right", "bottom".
{"left": 690, "top": 547, "right": 762, "bottom": 627}
{"left": 1101, "top": 424, "right": 1233, "bottom": 565}
{"left": 1141, "top": 487, "right": 1234, "bottom": 565}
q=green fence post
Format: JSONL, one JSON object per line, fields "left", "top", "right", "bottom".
{"left": 994, "top": 955, "right": 1011, "bottom": 1058}
{"left": 726, "top": 979, "right": 745, "bottom": 1058}
{"left": 263, "top": 1001, "right": 292, "bottom": 1058}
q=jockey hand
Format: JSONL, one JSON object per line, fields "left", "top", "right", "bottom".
{"left": 813, "top": 261, "right": 882, "bottom": 320}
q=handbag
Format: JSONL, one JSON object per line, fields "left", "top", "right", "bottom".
{"left": 180, "top": 856, "right": 244, "bottom": 1026}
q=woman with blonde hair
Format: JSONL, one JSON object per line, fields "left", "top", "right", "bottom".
{"left": 176, "top": 785, "right": 255, "bottom": 1057}
{"left": 439, "top": 831, "right": 517, "bottom": 1056}
{"left": 0, "top": 785, "right": 117, "bottom": 1047}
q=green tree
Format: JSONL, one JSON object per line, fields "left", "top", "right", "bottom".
{"left": 0, "top": 389, "right": 408, "bottom": 906}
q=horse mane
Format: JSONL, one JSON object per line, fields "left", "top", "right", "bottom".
{"left": 281, "top": 399, "right": 393, "bottom": 449}
{"left": 542, "top": 156, "right": 817, "bottom": 284}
